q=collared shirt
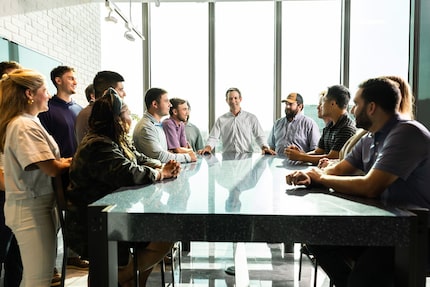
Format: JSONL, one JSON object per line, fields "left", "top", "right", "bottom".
{"left": 206, "top": 110, "right": 268, "bottom": 153}
{"left": 38, "top": 95, "right": 83, "bottom": 157}
{"left": 74, "top": 102, "right": 93, "bottom": 145}
{"left": 318, "top": 113, "right": 356, "bottom": 153}
{"left": 162, "top": 117, "right": 188, "bottom": 150}
{"left": 346, "top": 114, "right": 430, "bottom": 208}
{"left": 268, "top": 112, "right": 320, "bottom": 154}
{"left": 132, "top": 112, "right": 192, "bottom": 163}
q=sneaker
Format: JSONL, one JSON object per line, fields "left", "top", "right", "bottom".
{"left": 51, "top": 267, "right": 61, "bottom": 287}
{"left": 66, "top": 257, "right": 90, "bottom": 270}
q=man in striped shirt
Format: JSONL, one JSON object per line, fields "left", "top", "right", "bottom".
{"left": 285, "top": 85, "right": 356, "bottom": 165}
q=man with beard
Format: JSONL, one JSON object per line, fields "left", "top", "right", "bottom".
{"left": 267, "top": 93, "right": 320, "bottom": 155}
{"left": 198, "top": 87, "right": 276, "bottom": 155}
{"left": 286, "top": 77, "right": 430, "bottom": 287}
{"left": 285, "top": 85, "right": 356, "bottom": 165}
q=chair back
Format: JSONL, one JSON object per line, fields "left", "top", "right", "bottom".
{"left": 52, "top": 175, "right": 68, "bottom": 287}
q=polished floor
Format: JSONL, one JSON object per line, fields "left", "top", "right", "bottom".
{"left": 59, "top": 241, "right": 331, "bottom": 287}
{"left": 59, "top": 241, "right": 430, "bottom": 287}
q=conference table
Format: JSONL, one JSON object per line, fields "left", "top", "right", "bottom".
{"left": 88, "top": 153, "right": 428, "bottom": 287}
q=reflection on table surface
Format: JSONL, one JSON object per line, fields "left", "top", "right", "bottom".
{"left": 93, "top": 152, "right": 405, "bottom": 218}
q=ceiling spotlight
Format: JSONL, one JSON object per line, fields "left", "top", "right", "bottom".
{"left": 154, "top": 0, "right": 161, "bottom": 7}
{"left": 105, "top": 1, "right": 118, "bottom": 23}
{"left": 105, "top": 10, "right": 118, "bottom": 23}
{"left": 124, "top": 23, "right": 135, "bottom": 41}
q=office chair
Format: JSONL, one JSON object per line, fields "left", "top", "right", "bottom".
{"left": 132, "top": 241, "right": 182, "bottom": 287}
{"left": 298, "top": 244, "right": 333, "bottom": 287}
{"left": 52, "top": 176, "right": 68, "bottom": 287}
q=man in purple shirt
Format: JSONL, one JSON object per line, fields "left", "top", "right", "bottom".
{"left": 286, "top": 77, "right": 430, "bottom": 287}
{"left": 162, "top": 98, "right": 194, "bottom": 154}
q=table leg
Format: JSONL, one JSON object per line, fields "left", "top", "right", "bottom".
{"left": 234, "top": 242, "right": 249, "bottom": 287}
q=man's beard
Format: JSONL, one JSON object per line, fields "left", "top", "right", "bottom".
{"left": 285, "top": 109, "right": 298, "bottom": 119}
{"left": 355, "top": 109, "right": 372, "bottom": 130}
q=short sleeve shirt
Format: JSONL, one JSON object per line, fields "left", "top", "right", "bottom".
{"left": 318, "top": 113, "right": 356, "bottom": 153}
{"left": 162, "top": 117, "right": 188, "bottom": 150}
{"left": 346, "top": 115, "right": 430, "bottom": 209}
{"left": 4, "top": 114, "right": 60, "bottom": 199}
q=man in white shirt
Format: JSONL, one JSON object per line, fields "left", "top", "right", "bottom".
{"left": 198, "top": 87, "right": 275, "bottom": 155}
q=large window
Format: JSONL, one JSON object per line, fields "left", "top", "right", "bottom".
{"left": 99, "top": 0, "right": 412, "bottom": 137}
{"left": 100, "top": 2, "right": 144, "bottom": 117}
{"left": 151, "top": 3, "right": 209, "bottom": 136}
{"left": 349, "top": 0, "right": 410, "bottom": 93}
{"left": 215, "top": 1, "right": 274, "bottom": 150}
{"left": 282, "top": 0, "right": 342, "bottom": 130}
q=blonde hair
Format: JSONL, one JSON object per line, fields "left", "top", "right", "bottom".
{"left": 382, "top": 75, "right": 415, "bottom": 120}
{"left": 0, "top": 69, "right": 45, "bottom": 152}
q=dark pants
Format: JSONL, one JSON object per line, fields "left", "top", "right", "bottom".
{"left": 307, "top": 245, "right": 394, "bottom": 287}
{"left": 1, "top": 191, "right": 23, "bottom": 287}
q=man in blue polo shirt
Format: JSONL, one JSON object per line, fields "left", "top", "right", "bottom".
{"left": 286, "top": 77, "right": 430, "bottom": 287}
{"left": 38, "top": 66, "right": 87, "bottom": 276}
{"left": 39, "top": 66, "right": 82, "bottom": 158}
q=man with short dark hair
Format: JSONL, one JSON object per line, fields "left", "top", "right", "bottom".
{"left": 268, "top": 92, "right": 320, "bottom": 154}
{"left": 75, "top": 71, "right": 125, "bottom": 144}
{"left": 286, "top": 77, "right": 430, "bottom": 287}
{"left": 285, "top": 85, "right": 356, "bottom": 165}
{"left": 39, "top": 66, "right": 82, "bottom": 158}
{"left": 38, "top": 65, "right": 88, "bottom": 275}
{"left": 84, "top": 83, "right": 95, "bottom": 103}
{"left": 133, "top": 88, "right": 197, "bottom": 163}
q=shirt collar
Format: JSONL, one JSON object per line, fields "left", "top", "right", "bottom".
{"left": 373, "top": 113, "right": 401, "bottom": 139}
{"left": 144, "top": 111, "right": 162, "bottom": 126}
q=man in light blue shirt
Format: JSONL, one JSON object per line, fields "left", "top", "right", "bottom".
{"left": 198, "top": 87, "right": 276, "bottom": 155}
{"left": 268, "top": 93, "right": 320, "bottom": 154}
{"left": 133, "top": 88, "right": 197, "bottom": 163}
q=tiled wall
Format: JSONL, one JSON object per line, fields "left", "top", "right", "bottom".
{"left": 0, "top": 1, "right": 101, "bottom": 106}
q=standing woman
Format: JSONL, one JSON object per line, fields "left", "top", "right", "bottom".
{"left": 0, "top": 69, "right": 71, "bottom": 286}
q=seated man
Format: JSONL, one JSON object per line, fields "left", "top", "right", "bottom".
{"left": 162, "top": 98, "right": 194, "bottom": 154}
{"left": 285, "top": 85, "right": 356, "bottom": 165}
{"left": 286, "top": 77, "right": 430, "bottom": 287}
{"left": 133, "top": 88, "right": 197, "bottom": 163}
{"left": 185, "top": 101, "right": 204, "bottom": 152}
{"left": 268, "top": 92, "right": 320, "bottom": 154}
{"left": 198, "top": 87, "right": 275, "bottom": 155}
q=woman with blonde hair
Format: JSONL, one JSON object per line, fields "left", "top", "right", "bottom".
{"left": 0, "top": 69, "right": 71, "bottom": 286}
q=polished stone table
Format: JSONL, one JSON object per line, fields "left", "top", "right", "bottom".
{"left": 88, "top": 153, "right": 428, "bottom": 287}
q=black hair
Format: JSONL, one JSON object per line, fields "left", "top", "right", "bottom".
{"left": 93, "top": 71, "right": 125, "bottom": 99}
{"left": 50, "top": 66, "right": 75, "bottom": 88}
{"left": 326, "top": 85, "right": 350, "bottom": 109}
{"left": 145, "top": 87, "right": 168, "bottom": 109}
{"left": 358, "top": 78, "right": 400, "bottom": 114}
